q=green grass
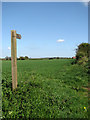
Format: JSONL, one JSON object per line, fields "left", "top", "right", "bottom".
{"left": 2, "top": 59, "right": 88, "bottom": 119}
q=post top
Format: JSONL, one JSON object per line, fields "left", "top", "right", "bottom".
{"left": 11, "top": 30, "right": 16, "bottom": 32}
{"left": 11, "top": 30, "right": 21, "bottom": 39}
{"left": 11, "top": 30, "right": 16, "bottom": 31}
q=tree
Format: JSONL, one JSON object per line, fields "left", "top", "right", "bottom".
{"left": 8, "top": 57, "right": 11, "bottom": 60}
{"left": 56, "top": 57, "right": 59, "bottom": 59}
{"left": 76, "top": 43, "right": 90, "bottom": 65}
{"left": 76, "top": 43, "right": 90, "bottom": 58}
{"left": 19, "top": 56, "right": 25, "bottom": 60}
{"left": 5, "top": 56, "right": 9, "bottom": 60}
{"left": 25, "top": 56, "right": 29, "bottom": 60}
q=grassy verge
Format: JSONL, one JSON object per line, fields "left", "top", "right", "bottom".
{"left": 2, "top": 59, "right": 88, "bottom": 119}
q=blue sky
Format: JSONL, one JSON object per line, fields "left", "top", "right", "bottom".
{"left": 2, "top": 2, "right": 88, "bottom": 58}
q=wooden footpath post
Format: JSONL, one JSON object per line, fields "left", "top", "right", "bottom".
{"left": 11, "top": 30, "right": 21, "bottom": 90}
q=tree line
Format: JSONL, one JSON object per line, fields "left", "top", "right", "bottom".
{"left": 1, "top": 56, "right": 73, "bottom": 60}
{"left": 2, "top": 56, "right": 29, "bottom": 60}
{"left": 1, "top": 42, "right": 89, "bottom": 62}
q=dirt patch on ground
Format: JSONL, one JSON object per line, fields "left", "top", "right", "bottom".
{"left": 82, "top": 86, "right": 89, "bottom": 97}
{"left": 82, "top": 86, "right": 90, "bottom": 91}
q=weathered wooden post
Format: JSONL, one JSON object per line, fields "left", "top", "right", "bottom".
{"left": 11, "top": 30, "right": 21, "bottom": 90}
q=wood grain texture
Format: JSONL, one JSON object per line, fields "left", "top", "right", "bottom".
{"left": 11, "top": 30, "right": 17, "bottom": 90}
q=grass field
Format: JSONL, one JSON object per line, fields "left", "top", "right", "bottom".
{"left": 2, "top": 59, "right": 88, "bottom": 119}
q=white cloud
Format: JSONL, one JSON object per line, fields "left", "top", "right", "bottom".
{"left": 57, "top": 39, "right": 64, "bottom": 43}
{"left": 8, "top": 47, "right": 11, "bottom": 50}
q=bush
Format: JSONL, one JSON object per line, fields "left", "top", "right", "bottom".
{"left": 49, "top": 58, "right": 53, "bottom": 60}
{"left": 76, "top": 52, "right": 85, "bottom": 61}
{"left": 19, "top": 57, "right": 25, "bottom": 60}
{"left": 25, "top": 56, "right": 29, "bottom": 60}
{"left": 75, "top": 43, "right": 90, "bottom": 65}
{"left": 76, "top": 43, "right": 90, "bottom": 57}
{"left": 77, "top": 56, "right": 88, "bottom": 65}
{"left": 71, "top": 60, "right": 77, "bottom": 65}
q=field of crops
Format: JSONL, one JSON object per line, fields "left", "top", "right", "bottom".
{"left": 2, "top": 59, "right": 88, "bottom": 119}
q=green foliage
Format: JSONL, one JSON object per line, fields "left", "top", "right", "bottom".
{"left": 18, "top": 56, "right": 29, "bottom": 60}
{"left": 19, "top": 56, "right": 25, "bottom": 60}
{"left": 5, "top": 56, "right": 11, "bottom": 60}
{"left": 76, "top": 43, "right": 90, "bottom": 65}
{"left": 78, "top": 56, "right": 88, "bottom": 65}
{"left": 76, "top": 43, "right": 90, "bottom": 56}
{"left": 25, "top": 56, "right": 29, "bottom": 60}
{"left": 76, "top": 52, "right": 85, "bottom": 60}
{"left": 2, "top": 59, "right": 88, "bottom": 119}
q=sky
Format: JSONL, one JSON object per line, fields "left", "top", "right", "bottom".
{"left": 2, "top": 2, "right": 88, "bottom": 58}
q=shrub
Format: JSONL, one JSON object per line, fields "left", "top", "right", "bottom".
{"left": 76, "top": 43, "right": 90, "bottom": 57}
{"left": 25, "top": 56, "right": 29, "bottom": 60}
{"left": 75, "top": 43, "right": 90, "bottom": 65}
{"left": 19, "top": 56, "right": 25, "bottom": 60}
{"left": 77, "top": 56, "right": 88, "bottom": 65}
{"left": 76, "top": 52, "right": 85, "bottom": 61}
